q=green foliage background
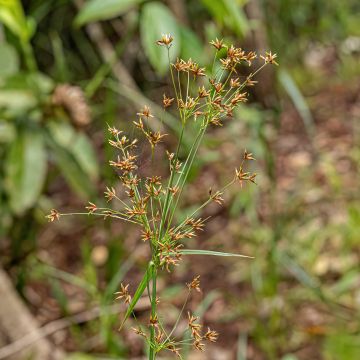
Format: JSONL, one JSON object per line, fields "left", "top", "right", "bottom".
{"left": 0, "top": 0, "right": 359, "bottom": 359}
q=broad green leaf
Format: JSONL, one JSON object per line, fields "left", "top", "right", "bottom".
{"left": 223, "top": 0, "right": 249, "bottom": 36}
{"left": 140, "top": 2, "right": 180, "bottom": 75}
{"left": 72, "top": 134, "right": 99, "bottom": 180}
{"left": 201, "top": 0, "right": 228, "bottom": 20}
{"left": 179, "top": 26, "right": 206, "bottom": 66}
{"left": 0, "top": 72, "right": 53, "bottom": 114}
{"left": 75, "top": 0, "right": 143, "bottom": 27}
{"left": 180, "top": 249, "right": 253, "bottom": 258}
{"left": 119, "top": 263, "right": 153, "bottom": 330}
{"left": 0, "top": 43, "right": 19, "bottom": 78}
{"left": 48, "top": 122, "right": 99, "bottom": 181}
{"left": 47, "top": 131, "right": 95, "bottom": 199}
{"left": 201, "top": 0, "right": 249, "bottom": 37}
{"left": 0, "top": 89, "right": 36, "bottom": 111}
{"left": 4, "top": 128, "right": 47, "bottom": 215}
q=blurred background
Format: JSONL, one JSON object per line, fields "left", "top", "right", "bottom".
{"left": 0, "top": 0, "right": 359, "bottom": 359}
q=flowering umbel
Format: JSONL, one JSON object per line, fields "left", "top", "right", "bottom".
{"left": 47, "top": 34, "right": 276, "bottom": 359}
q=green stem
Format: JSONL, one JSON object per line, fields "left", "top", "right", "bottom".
{"left": 21, "top": 41, "right": 37, "bottom": 72}
{"left": 159, "top": 125, "right": 185, "bottom": 237}
{"left": 149, "top": 265, "right": 157, "bottom": 359}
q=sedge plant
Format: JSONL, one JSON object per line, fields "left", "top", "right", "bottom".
{"left": 47, "top": 35, "right": 278, "bottom": 359}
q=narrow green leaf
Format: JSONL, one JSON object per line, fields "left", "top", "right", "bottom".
{"left": 119, "top": 264, "right": 153, "bottom": 330}
{"left": 278, "top": 70, "right": 315, "bottom": 136}
{"left": 180, "top": 249, "right": 254, "bottom": 258}
{"left": 75, "top": 0, "right": 143, "bottom": 27}
{"left": 140, "top": 2, "right": 180, "bottom": 75}
{"left": 276, "top": 251, "right": 319, "bottom": 290}
{"left": 4, "top": 128, "right": 47, "bottom": 215}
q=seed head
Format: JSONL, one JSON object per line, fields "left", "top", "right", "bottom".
{"left": 149, "top": 314, "right": 158, "bottom": 327}
{"left": 230, "top": 78, "right": 241, "bottom": 88}
{"left": 163, "top": 94, "right": 174, "bottom": 108}
{"left": 245, "top": 76, "right": 258, "bottom": 87}
{"left": 137, "top": 105, "right": 154, "bottom": 118}
{"left": 187, "top": 275, "right": 201, "bottom": 292}
{"left": 190, "top": 63, "right": 206, "bottom": 77}
{"left": 244, "top": 149, "right": 255, "bottom": 161}
{"left": 194, "top": 339, "right": 205, "bottom": 351}
{"left": 115, "top": 283, "right": 131, "bottom": 304}
{"left": 132, "top": 326, "right": 147, "bottom": 338}
{"left": 46, "top": 209, "right": 60, "bottom": 222}
{"left": 85, "top": 202, "right": 97, "bottom": 214}
{"left": 141, "top": 229, "right": 152, "bottom": 242}
{"left": 156, "top": 34, "right": 173, "bottom": 47}
{"left": 204, "top": 328, "right": 218, "bottom": 343}
{"left": 107, "top": 125, "right": 122, "bottom": 137}
{"left": 172, "top": 58, "right": 188, "bottom": 72}
{"left": 166, "top": 343, "right": 181, "bottom": 358}
{"left": 211, "top": 191, "right": 224, "bottom": 205}
{"left": 104, "top": 186, "right": 116, "bottom": 202}
{"left": 210, "top": 38, "right": 224, "bottom": 50}
{"left": 198, "top": 86, "right": 210, "bottom": 98}
{"left": 261, "top": 51, "right": 279, "bottom": 65}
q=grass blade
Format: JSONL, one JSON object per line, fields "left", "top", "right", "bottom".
{"left": 278, "top": 69, "right": 315, "bottom": 136}
{"left": 180, "top": 249, "right": 254, "bottom": 258}
{"left": 119, "top": 263, "right": 153, "bottom": 330}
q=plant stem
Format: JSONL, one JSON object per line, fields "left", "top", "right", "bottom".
{"left": 21, "top": 41, "right": 37, "bottom": 72}
{"left": 149, "top": 265, "right": 157, "bottom": 360}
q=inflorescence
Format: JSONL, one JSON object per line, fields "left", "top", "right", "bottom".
{"left": 47, "top": 34, "right": 277, "bottom": 358}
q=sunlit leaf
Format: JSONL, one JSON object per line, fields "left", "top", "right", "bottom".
{"left": 0, "top": 0, "right": 34, "bottom": 41}
{"left": 4, "top": 128, "right": 47, "bottom": 215}
{"left": 0, "top": 89, "right": 36, "bottom": 111}
{"left": 75, "top": 0, "right": 143, "bottom": 27}
{"left": 48, "top": 122, "right": 99, "bottom": 181}
{"left": 47, "top": 129, "right": 96, "bottom": 199}
{"left": 140, "top": 2, "right": 180, "bottom": 75}
{"left": 0, "top": 43, "right": 19, "bottom": 79}
{"left": 201, "top": 0, "right": 249, "bottom": 37}
{"left": 223, "top": 0, "right": 249, "bottom": 36}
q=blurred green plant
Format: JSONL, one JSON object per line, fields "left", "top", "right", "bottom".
{"left": 0, "top": 0, "right": 98, "bottom": 245}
